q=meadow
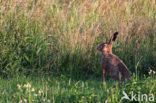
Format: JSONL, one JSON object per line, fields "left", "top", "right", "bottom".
{"left": 0, "top": 0, "right": 156, "bottom": 102}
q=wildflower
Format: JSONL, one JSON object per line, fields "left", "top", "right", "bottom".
{"left": 38, "top": 90, "right": 43, "bottom": 94}
{"left": 23, "top": 83, "right": 31, "bottom": 88}
{"left": 149, "top": 69, "right": 156, "bottom": 75}
{"left": 34, "top": 94, "right": 38, "bottom": 96}
{"left": 149, "top": 69, "right": 152, "bottom": 75}
{"left": 17, "top": 84, "right": 22, "bottom": 89}
{"left": 47, "top": 100, "right": 50, "bottom": 103}
{"left": 24, "top": 99, "right": 27, "bottom": 103}
{"left": 32, "top": 88, "right": 35, "bottom": 92}
{"left": 19, "top": 100, "right": 23, "bottom": 103}
{"left": 43, "top": 98, "right": 46, "bottom": 102}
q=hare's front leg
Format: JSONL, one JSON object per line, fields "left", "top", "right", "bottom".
{"left": 102, "top": 69, "right": 107, "bottom": 81}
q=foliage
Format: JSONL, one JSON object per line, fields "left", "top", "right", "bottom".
{"left": 0, "top": 75, "right": 155, "bottom": 103}
{"left": 0, "top": 0, "right": 156, "bottom": 77}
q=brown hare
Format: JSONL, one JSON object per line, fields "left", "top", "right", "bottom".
{"left": 97, "top": 32, "right": 131, "bottom": 82}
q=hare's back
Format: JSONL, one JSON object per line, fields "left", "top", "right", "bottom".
{"left": 107, "top": 54, "right": 131, "bottom": 78}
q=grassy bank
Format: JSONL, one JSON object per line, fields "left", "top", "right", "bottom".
{"left": 0, "top": 75, "right": 155, "bottom": 103}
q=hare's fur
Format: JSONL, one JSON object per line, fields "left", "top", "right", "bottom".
{"left": 97, "top": 32, "right": 131, "bottom": 82}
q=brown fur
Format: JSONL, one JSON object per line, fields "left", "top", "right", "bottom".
{"left": 97, "top": 32, "right": 131, "bottom": 82}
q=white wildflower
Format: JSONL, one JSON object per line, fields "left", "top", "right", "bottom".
{"left": 149, "top": 69, "right": 152, "bottom": 75}
{"left": 149, "top": 69, "right": 156, "bottom": 75}
{"left": 23, "top": 83, "right": 31, "bottom": 88}
{"left": 34, "top": 94, "right": 38, "bottom": 96}
{"left": 47, "top": 99, "right": 50, "bottom": 103}
{"left": 43, "top": 98, "right": 46, "bottom": 102}
{"left": 24, "top": 99, "right": 27, "bottom": 103}
{"left": 17, "top": 84, "right": 22, "bottom": 89}
{"left": 38, "top": 90, "right": 43, "bottom": 94}
{"left": 19, "top": 100, "right": 23, "bottom": 103}
{"left": 32, "top": 88, "right": 35, "bottom": 92}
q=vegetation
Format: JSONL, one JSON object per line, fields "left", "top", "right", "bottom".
{"left": 0, "top": 0, "right": 156, "bottom": 102}
{"left": 0, "top": 75, "right": 156, "bottom": 103}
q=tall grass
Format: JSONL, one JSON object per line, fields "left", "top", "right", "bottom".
{"left": 0, "top": 0, "right": 156, "bottom": 77}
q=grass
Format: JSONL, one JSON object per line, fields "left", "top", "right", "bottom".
{"left": 0, "top": 0, "right": 155, "bottom": 77}
{"left": 0, "top": 75, "right": 155, "bottom": 103}
{"left": 0, "top": 0, "right": 156, "bottom": 102}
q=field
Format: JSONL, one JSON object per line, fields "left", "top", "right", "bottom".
{"left": 0, "top": 0, "right": 156, "bottom": 102}
{"left": 0, "top": 75, "right": 155, "bottom": 103}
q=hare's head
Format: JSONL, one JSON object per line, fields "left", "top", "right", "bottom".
{"left": 97, "top": 32, "right": 118, "bottom": 54}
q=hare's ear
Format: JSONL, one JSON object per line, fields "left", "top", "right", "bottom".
{"left": 109, "top": 32, "right": 119, "bottom": 44}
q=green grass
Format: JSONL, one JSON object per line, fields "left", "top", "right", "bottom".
{"left": 0, "top": 75, "right": 155, "bottom": 103}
